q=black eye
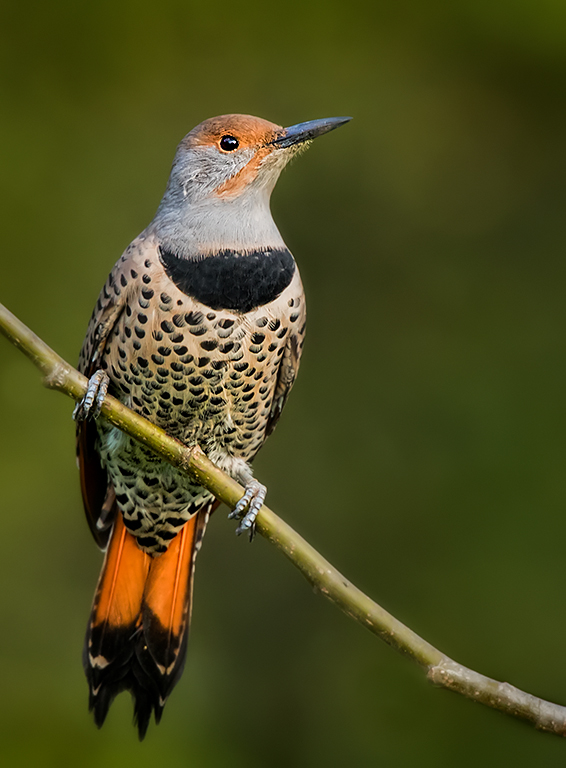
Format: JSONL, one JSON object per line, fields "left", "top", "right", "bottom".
{"left": 220, "top": 135, "right": 239, "bottom": 152}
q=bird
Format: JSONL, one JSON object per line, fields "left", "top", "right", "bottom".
{"left": 74, "top": 112, "right": 351, "bottom": 738}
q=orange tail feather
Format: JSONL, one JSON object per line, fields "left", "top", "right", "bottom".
{"left": 84, "top": 506, "right": 212, "bottom": 739}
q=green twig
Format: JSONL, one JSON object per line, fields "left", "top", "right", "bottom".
{"left": 1, "top": 299, "right": 566, "bottom": 736}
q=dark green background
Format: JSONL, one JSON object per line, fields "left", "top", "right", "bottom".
{"left": 1, "top": 1, "right": 566, "bottom": 765}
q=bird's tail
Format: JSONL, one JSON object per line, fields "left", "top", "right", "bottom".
{"left": 83, "top": 506, "right": 211, "bottom": 739}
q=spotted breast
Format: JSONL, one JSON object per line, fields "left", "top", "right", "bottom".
{"left": 84, "top": 233, "right": 305, "bottom": 555}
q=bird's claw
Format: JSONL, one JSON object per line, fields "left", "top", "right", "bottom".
{"left": 73, "top": 370, "right": 110, "bottom": 422}
{"left": 228, "top": 480, "right": 267, "bottom": 540}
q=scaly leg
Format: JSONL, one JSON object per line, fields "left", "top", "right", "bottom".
{"left": 228, "top": 479, "right": 267, "bottom": 540}
{"left": 73, "top": 370, "right": 110, "bottom": 422}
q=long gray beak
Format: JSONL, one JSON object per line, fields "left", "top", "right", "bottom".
{"left": 270, "top": 116, "right": 352, "bottom": 148}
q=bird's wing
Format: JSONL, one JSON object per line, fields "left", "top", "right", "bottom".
{"left": 76, "top": 239, "right": 148, "bottom": 549}
{"left": 265, "top": 299, "right": 306, "bottom": 438}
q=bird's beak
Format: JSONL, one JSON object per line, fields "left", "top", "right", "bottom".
{"left": 270, "top": 116, "right": 352, "bottom": 148}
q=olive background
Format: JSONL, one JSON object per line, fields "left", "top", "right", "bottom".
{"left": 1, "top": 1, "right": 566, "bottom": 765}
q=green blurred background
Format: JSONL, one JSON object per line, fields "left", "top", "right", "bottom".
{"left": 1, "top": 0, "right": 566, "bottom": 765}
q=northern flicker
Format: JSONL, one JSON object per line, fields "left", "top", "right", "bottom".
{"left": 75, "top": 113, "right": 351, "bottom": 738}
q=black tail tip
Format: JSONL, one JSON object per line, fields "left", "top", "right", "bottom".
{"left": 89, "top": 686, "right": 163, "bottom": 740}
{"left": 89, "top": 686, "right": 113, "bottom": 730}
{"left": 133, "top": 710, "right": 164, "bottom": 740}
{"left": 133, "top": 701, "right": 160, "bottom": 741}
{"left": 87, "top": 671, "right": 165, "bottom": 739}
{"left": 135, "top": 710, "right": 151, "bottom": 741}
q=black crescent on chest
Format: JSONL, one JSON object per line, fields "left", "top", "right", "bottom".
{"left": 158, "top": 247, "right": 296, "bottom": 314}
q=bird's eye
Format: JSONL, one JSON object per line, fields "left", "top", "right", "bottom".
{"left": 220, "top": 135, "right": 239, "bottom": 152}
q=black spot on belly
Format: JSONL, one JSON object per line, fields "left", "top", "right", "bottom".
{"left": 159, "top": 247, "right": 296, "bottom": 313}
{"left": 137, "top": 535, "right": 158, "bottom": 548}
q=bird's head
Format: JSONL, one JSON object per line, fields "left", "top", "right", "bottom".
{"left": 154, "top": 113, "right": 351, "bottom": 253}
{"left": 163, "top": 113, "right": 351, "bottom": 204}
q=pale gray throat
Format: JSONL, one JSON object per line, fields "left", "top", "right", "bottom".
{"left": 150, "top": 156, "right": 288, "bottom": 257}
{"left": 152, "top": 195, "right": 287, "bottom": 258}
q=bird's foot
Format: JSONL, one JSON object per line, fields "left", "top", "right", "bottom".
{"left": 228, "top": 480, "right": 267, "bottom": 540}
{"left": 73, "top": 370, "right": 110, "bottom": 421}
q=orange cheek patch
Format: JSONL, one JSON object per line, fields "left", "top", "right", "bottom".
{"left": 215, "top": 147, "right": 272, "bottom": 197}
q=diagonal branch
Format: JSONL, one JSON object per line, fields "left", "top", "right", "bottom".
{"left": 1, "top": 299, "right": 565, "bottom": 736}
